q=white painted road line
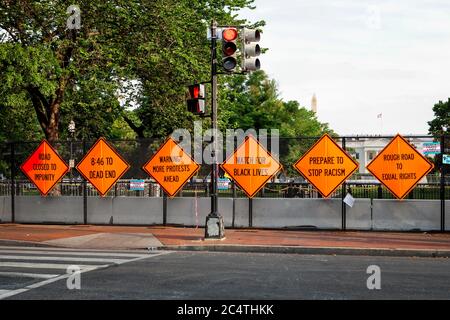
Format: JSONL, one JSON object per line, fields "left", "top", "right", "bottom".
{"left": 0, "top": 272, "right": 59, "bottom": 279}
{"left": 0, "top": 247, "right": 149, "bottom": 257}
{"left": 0, "top": 262, "right": 109, "bottom": 270}
{"left": 0, "top": 246, "right": 152, "bottom": 254}
{"left": 0, "top": 255, "right": 129, "bottom": 264}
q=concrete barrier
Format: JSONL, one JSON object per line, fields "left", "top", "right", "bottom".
{"left": 0, "top": 196, "right": 11, "bottom": 223}
{"left": 346, "top": 198, "right": 372, "bottom": 230}
{"left": 88, "top": 197, "right": 163, "bottom": 225}
{"left": 2, "top": 195, "right": 446, "bottom": 231}
{"left": 166, "top": 197, "right": 233, "bottom": 227}
{"left": 372, "top": 199, "right": 441, "bottom": 231}
{"left": 15, "top": 196, "right": 84, "bottom": 224}
{"left": 243, "top": 198, "right": 342, "bottom": 229}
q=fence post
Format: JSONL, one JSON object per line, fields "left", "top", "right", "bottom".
{"left": 441, "top": 135, "right": 445, "bottom": 232}
{"left": 82, "top": 140, "right": 87, "bottom": 224}
{"left": 341, "top": 137, "right": 346, "bottom": 230}
{"left": 248, "top": 197, "right": 253, "bottom": 228}
{"left": 163, "top": 193, "right": 167, "bottom": 226}
{"left": 10, "top": 142, "right": 15, "bottom": 223}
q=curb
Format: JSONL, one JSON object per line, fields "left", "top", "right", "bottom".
{"left": 158, "top": 244, "right": 450, "bottom": 258}
{"left": 0, "top": 239, "right": 57, "bottom": 248}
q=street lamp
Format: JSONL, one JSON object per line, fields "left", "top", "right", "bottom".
{"left": 68, "top": 120, "right": 76, "bottom": 179}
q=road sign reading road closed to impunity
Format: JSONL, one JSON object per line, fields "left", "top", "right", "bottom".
{"left": 20, "top": 140, "right": 69, "bottom": 196}
{"left": 293, "top": 134, "right": 359, "bottom": 198}
{"left": 221, "top": 135, "right": 282, "bottom": 198}
{"left": 366, "top": 134, "right": 434, "bottom": 199}
{"left": 76, "top": 137, "right": 130, "bottom": 196}
{"left": 142, "top": 137, "right": 200, "bottom": 197}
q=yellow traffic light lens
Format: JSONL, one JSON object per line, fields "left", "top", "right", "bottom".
{"left": 223, "top": 42, "right": 237, "bottom": 56}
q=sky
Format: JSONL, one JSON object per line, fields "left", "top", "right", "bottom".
{"left": 239, "top": 0, "right": 450, "bottom": 136}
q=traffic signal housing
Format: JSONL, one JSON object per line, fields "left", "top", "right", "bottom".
{"left": 222, "top": 27, "right": 238, "bottom": 72}
{"left": 187, "top": 84, "right": 205, "bottom": 115}
{"left": 242, "top": 28, "right": 261, "bottom": 72}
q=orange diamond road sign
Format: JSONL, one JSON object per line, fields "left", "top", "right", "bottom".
{"left": 20, "top": 140, "right": 69, "bottom": 196}
{"left": 142, "top": 137, "right": 200, "bottom": 197}
{"left": 293, "top": 134, "right": 359, "bottom": 198}
{"left": 366, "top": 134, "right": 434, "bottom": 199}
{"left": 221, "top": 135, "right": 282, "bottom": 198}
{"left": 76, "top": 137, "right": 130, "bottom": 196}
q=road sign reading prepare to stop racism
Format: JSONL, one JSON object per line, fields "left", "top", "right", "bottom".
{"left": 366, "top": 134, "right": 434, "bottom": 199}
{"left": 76, "top": 137, "right": 130, "bottom": 196}
{"left": 142, "top": 137, "right": 200, "bottom": 197}
{"left": 293, "top": 134, "right": 359, "bottom": 198}
{"left": 20, "top": 140, "right": 69, "bottom": 196}
{"left": 221, "top": 135, "right": 282, "bottom": 198}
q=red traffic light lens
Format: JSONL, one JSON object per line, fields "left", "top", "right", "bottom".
{"left": 223, "top": 42, "right": 237, "bottom": 56}
{"left": 222, "top": 28, "right": 238, "bottom": 41}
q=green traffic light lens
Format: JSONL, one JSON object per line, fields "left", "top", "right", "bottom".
{"left": 223, "top": 57, "right": 237, "bottom": 71}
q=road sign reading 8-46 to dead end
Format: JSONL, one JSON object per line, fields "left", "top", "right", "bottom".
{"left": 76, "top": 137, "right": 130, "bottom": 197}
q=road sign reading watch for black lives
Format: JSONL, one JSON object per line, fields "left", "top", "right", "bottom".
{"left": 20, "top": 140, "right": 69, "bottom": 196}
{"left": 221, "top": 135, "right": 282, "bottom": 198}
{"left": 76, "top": 137, "right": 130, "bottom": 197}
{"left": 142, "top": 137, "right": 200, "bottom": 197}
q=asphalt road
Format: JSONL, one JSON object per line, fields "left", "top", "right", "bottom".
{"left": 2, "top": 247, "right": 450, "bottom": 300}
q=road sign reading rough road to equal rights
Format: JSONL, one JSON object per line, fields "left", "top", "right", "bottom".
{"left": 293, "top": 134, "right": 359, "bottom": 198}
{"left": 221, "top": 135, "right": 282, "bottom": 198}
{"left": 366, "top": 134, "right": 434, "bottom": 199}
{"left": 142, "top": 137, "right": 200, "bottom": 197}
{"left": 20, "top": 140, "right": 69, "bottom": 196}
{"left": 76, "top": 137, "right": 130, "bottom": 196}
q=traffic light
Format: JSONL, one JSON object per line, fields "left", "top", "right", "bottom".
{"left": 221, "top": 27, "right": 238, "bottom": 72}
{"left": 242, "top": 28, "right": 261, "bottom": 72}
{"left": 187, "top": 84, "right": 205, "bottom": 114}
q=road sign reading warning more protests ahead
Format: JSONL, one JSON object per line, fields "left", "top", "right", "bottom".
{"left": 366, "top": 134, "right": 434, "bottom": 200}
{"left": 221, "top": 135, "right": 282, "bottom": 198}
{"left": 76, "top": 137, "right": 130, "bottom": 196}
{"left": 142, "top": 137, "right": 200, "bottom": 197}
{"left": 20, "top": 140, "right": 69, "bottom": 196}
{"left": 293, "top": 134, "right": 359, "bottom": 198}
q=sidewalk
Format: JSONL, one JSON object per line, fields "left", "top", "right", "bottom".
{"left": 1, "top": 223, "right": 450, "bottom": 257}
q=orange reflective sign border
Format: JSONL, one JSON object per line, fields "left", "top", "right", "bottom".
{"left": 293, "top": 134, "right": 359, "bottom": 198}
{"left": 221, "top": 135, "right": 282, "bottom": 198}
{"left": 20, "top": 140, "right": 69, "bottom": 196}
{"left": 366, "top": 134, "right": 434, "bottom": 199}
{"left": 76, "top": 137, "right": 130, "bottom": 196}
{"left": 142, "top": 137, "right": 200, "bottom": 197}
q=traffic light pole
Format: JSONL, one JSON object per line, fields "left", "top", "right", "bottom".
{"left": 205, "top": 20, "right": 225, "bottom": 239}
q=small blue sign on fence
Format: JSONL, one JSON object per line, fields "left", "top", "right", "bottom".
{"left": 218, "top": 178, "right": 230, "bottom": 190}
{"left": 130, "top": 179, "right": 145, "bottom": 191}
{"left": 423, "top": 142, "right": 441, "bottom": 155}
{"left": 443, "top": 154, "right": 450, "bottom": 165}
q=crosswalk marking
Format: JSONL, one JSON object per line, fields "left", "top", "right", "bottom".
{"left": 0, "top": 255, "right": 129, "bottom": 264}
{"left": 0, "top": 246, "right": 172, "bottom": 300}
{"left": 0, "top": 272, "right": 59, "bottom": 279}
{"left": 0, "top": 249, "right": 145, "bottom": 258}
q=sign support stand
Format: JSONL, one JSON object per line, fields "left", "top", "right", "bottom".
{"left": 205, "top": 20, "right": 225, "bottom": 239}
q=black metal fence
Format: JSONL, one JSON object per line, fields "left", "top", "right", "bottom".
{"left": 0, "top": 135, "right": 449, "bottom": 198}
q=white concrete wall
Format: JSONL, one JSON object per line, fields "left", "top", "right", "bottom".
{"left": 372, "top": 199, "right": 441, "bottom": 231}
{"left": 0, "top": 196, "right": 12, "bottom": 223}
{"left": 166, "top": 197, "right": 233, "bottom": 227}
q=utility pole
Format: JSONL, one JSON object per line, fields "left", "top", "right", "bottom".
{"left": 205, "top": 20, "right": 225, "bottom": 239}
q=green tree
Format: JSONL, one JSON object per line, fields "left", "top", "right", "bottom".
{"left": 428, "top": 98, "right": 450, "bottom": 136}
{"left": 0, "top": 0, "right": 260, "bottom": 142}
